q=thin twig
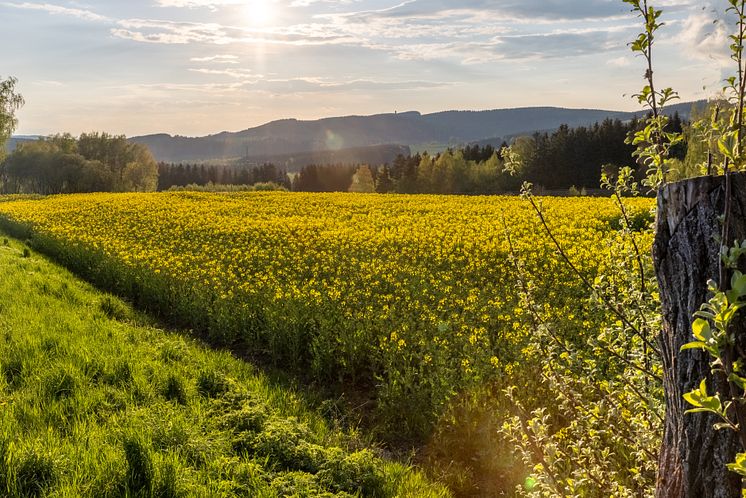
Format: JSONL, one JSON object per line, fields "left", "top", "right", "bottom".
{"left": 502, "top": 215, "right": 661, "bottom": 384}
{"left": 526, "top": 194, "right": 661, "bottom": 358}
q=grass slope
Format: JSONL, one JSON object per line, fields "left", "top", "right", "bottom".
{"left": 0, "top": 234, "right": 448, "bottom": 497}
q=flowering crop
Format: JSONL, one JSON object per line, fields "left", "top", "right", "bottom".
{"left": 0, "top": 192, "right": 654, "bottom": 443}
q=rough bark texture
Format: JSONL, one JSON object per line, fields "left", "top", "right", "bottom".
{"left": 654, "top": 172, "right": 746, "bottom": 497}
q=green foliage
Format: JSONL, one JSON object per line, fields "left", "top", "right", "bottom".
{"left": 16, "top": 451, "right": 57, "bottom": 498}
{"left": 196, "top": 370, "right": 230, "bottom": 399}
{"left": 679, "top": 12, "right": 746, "bottom": 179}
{"left": 682, "top": 262, "right": 746, "bottom": 432}
{"left": 1, "top": 133, "right": 158, "bottom": 194}
{"left": 679, "top": 101, "right": 723, "bottom": 178}
{"left": 0, "top": 76, "right": 23, "bottom": 162}
{"left": 727, "top": 452, "right": 746, "bottom": 476}
{"left": 385, "top": 148, "right": 516, "bottom": 194}
{"left": 682, "top": 380, "right": 732, "bottom": 427}
{"left": 317, "top": 449, "right": 385, "bottom": 496}
{"left": 623, "top": 0, "right": 683, "bottom": 189}
{"left": 164, "top": 374, "right": 188, "bottom": 406}
{"left": 502, "top": 180, "right": 661, "bottom": 496}
{"left": 167, "top": 182, "right": 288, "bottom": 193}
{"left": 500, "top": 139, "right": 530, "bottom": 177}
{"left": 124, "top": 437, "right": 154, "bottom": 494}
{"left": 100, "top": 294, "right": 135, "bottom": 322}
{"left": 499, "top": 118, "right": 646, "bottom": 192}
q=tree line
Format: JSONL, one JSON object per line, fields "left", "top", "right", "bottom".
{"left": 1, "top": 133, "right": 158, "bottom": 194}
{"left": 158, "top": 162, "right": 291, "bottom": 191}
{"left": 291, "top": 116, "right": 684, "bottom": 194}
{"left": 1, "top": 114, "right": 688, "bottom": 196}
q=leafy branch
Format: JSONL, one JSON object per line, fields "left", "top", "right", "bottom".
{"left": 623, "top": 0, "right": 683, "bottom": 189}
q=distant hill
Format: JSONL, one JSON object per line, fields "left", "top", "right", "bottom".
{"left": 5, "top": 135, "right": 40, "bottom": 153}
{"left": 12, "top": 102, "right": 703, "bottom": 164}
{"left": 235, "top": 144, "right": 411, "bottom": 173}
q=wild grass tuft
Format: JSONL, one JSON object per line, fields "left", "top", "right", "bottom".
{"left": 196, "top": 369, "right": 230, "bottom": 399}
{"left": 17, "top": 451, "right": 56, "bottom": 497}
{"left": 163, "top": 374, "right": 188, "bottom": 406}
{"left": 123, "top": 436, "right": 153, "bottom": 494}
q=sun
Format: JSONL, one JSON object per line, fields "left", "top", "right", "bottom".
{"left": 244, "top": 0, "right": 275, "bottom": 26}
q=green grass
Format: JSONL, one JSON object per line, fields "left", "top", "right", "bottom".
{"left": 0, "top": 234, "right": 449, "bottom": 497}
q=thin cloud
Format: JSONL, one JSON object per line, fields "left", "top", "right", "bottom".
{"left": 2, "top": 1, "right": 109, "bottom": 22}
{"left": 111, "top": 18, "right": 355, "bottom": 46}
{"left": 155, "top": 0, "right": 243, "bottom": 9}
{"left": 674, "top": 9, "right": 731, "bottom": 68}
{"left": 189, "top": 67, "right": 259, "bottom": 80}
{"left": 290, "top": 0, "right": 359, "bottom": 6}
{"left": 190, "top": 54, "right": 240, "bottom": 63}
{"left": 116, "top": 77, "right": 450, "bottom": 96}
{"left": 607, "top": 56, "right": 632, "bottom": 67}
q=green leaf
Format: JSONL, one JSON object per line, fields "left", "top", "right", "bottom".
{"left": 683, "top": 382, "right": 705, "bottom": 408}
{"left": 727, "top": 453, "right": 746, "bottom": 476}
{"left": 685, "top": 407, "right": 719, "bottom": 414}
{"left": 692, "top": 318, "right": 712, "bottom": 342}
{"left": 732, "top": 272, "right": 746, "bottom": 298}
{"left": 681, "top": 341, "right": 707, "bottom": 351}
{"left": 683, "top": 379, "right": 723, "bottom": 415}
{"left": 718, "top": 138, "right": 732, "bottom": 159}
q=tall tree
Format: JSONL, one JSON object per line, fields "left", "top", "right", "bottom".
{"left": 0, "top": 76, "right": 24, "bottom": 162}
{"left": 349, "top": 165, "right": 375, "bottom": 193}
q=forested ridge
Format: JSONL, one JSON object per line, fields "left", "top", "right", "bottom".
{"left": 128, "top": 101, "right": 699, "bottom": 163}
{"left": 156, "top": 114, "right": 688, "bottom": 195}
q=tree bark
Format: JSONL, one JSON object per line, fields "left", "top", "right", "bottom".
{"left": 654, "top": 172, "right": 746, "bottom": 497}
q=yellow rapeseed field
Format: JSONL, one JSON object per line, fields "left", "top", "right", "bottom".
{"left": 0, "top": 191, "right": 654, "bottom": 439}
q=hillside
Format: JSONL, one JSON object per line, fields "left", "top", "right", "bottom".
{"left": 129, "top": 101, "right": 702, "bottom": 163}
{"left": 234, "top": 144, "right": 408, "bottom": 173}
{"left": 0, "top": 225, "right": 448, "bottom": 497}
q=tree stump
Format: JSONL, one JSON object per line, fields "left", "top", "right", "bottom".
{"left": 654, "top": 172, "right": 746, "bottom": 497}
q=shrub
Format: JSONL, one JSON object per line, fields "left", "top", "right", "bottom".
{"left": 318, "top": 449, "right": 386, "bottom": 497}
{"left": 270, "top": 471, "right": 326, "bottom": 497}
{"left": 249, "top": 417, "right": 328, "bottom": 472}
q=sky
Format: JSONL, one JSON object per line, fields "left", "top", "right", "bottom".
{"left": 0, "top": 0, "right": 735, "bottom": 137}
